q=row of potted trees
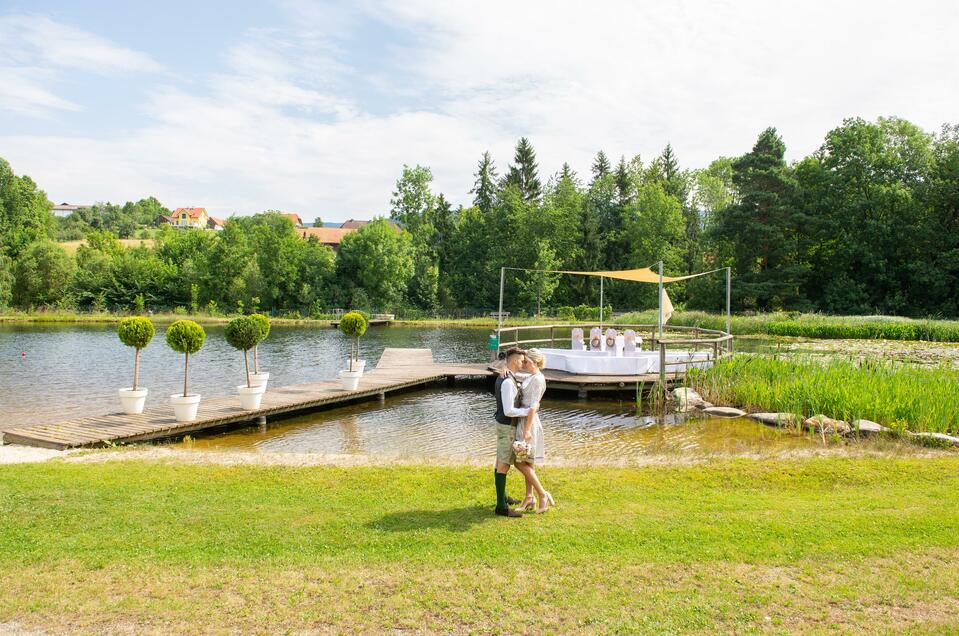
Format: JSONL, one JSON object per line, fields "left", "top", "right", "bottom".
{"left": 116, "top": 311, "right": 368, "bottom": 422}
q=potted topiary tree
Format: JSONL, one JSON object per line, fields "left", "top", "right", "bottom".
{"left": 249, "top": 313, "right": 271, "bottom": 388}
{"left": 225, "top": 315, "right": 266, "bottom": 410}
{"left": 165, "top": 319, "right": 206, "bottom": 422}
{"left": 338, "top": 311, "right": 367, "bottom": 390}
{"left": 117, "top": 316, "right": 155, "bottom": 414}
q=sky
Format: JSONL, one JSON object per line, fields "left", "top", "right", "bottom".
{"left": 1, "top": 0, "right": 957, "bottom": 223}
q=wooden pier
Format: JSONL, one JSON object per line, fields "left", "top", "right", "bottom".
{"left": 1, "top": 349, "right": 490, "bottom": 451}
{"left": 1, "top": 347, "right": 684, "bottom": 451}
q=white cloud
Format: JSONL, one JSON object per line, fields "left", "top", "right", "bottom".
{"left": 0, "top": 13, "right": 161, "bottom": 115}
{"left": 1, "top": 1, "right": 958, "bottom": 219}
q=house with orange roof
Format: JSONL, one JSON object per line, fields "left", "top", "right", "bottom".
{"left": 169, "top": 207, "right": 209, "bottom": 229}
{"left": 279, "top": 212, "right": 305, "bottom": 228}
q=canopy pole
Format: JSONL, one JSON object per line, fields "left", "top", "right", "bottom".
{"left": 726, "top": 266, "right": 732, "bottom": 352}
{"left": 498, "top": 267, "right": 505, "bottom": 333}
{"left": 599, "top": 276, "right": 604, "bottom": 332}
{"left": 657, "top": 261, "right": 664, "bottom": 340}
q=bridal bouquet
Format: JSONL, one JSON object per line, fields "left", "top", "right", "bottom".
{"left": 512, "top": 440, "right": 533, "bottom": 463}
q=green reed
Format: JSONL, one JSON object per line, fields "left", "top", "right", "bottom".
{"left": 687, "top": 355, "right": 959, "bottom": 434}
{"left": 614, "top": 311, "right": 959, "bottom": 342}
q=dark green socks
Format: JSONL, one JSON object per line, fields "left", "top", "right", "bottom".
{"left": 495, "top": 470, "right": 507, "bottom": 510}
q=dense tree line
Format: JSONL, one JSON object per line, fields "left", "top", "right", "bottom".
{"left": 1, "top": 115, "right": 958, "bottom": 317}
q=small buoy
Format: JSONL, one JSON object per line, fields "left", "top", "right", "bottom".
{"left": 21, "top": 351, "right": 26, "bottom": 358}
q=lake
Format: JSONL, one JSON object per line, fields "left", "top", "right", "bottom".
{"left": 2, "top": 323, "right": 947, "bottom": 461}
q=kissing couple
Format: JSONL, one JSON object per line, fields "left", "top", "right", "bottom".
{"left": 493, "top": 347, "right": 554, "bottom": 517}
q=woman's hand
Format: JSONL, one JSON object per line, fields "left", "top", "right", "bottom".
{"left": 498, "top": 367, "right": 508, "bottom": 378}
{"left": 524, "top": 430, "right": 532, "bottom": 443}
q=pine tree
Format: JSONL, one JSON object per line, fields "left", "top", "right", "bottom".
{"left": 614, "top": 156, "right": 634, "bottom": 207}
{"left": 712, "top": 127, "right": 804, "bottom": 309}
{"left": 470, "top": 151, "right": 498, "bottom": 214}
{"left": 591, "top": 151, "right": 611, "bottom": 183}
{"left": 505, "top": 137, "right": 542, "bottom": 203}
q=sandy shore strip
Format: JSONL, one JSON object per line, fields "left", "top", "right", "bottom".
{"left": 0, "top": 444, "right": 66, "bottom": 465}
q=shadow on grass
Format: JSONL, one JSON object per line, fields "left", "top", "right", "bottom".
{"left": 368, "top": 505, "right": 496, "bottom": 533}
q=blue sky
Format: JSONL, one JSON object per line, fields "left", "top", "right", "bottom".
{"left": 1, "top": 0, "right": 957, "bottom": 222}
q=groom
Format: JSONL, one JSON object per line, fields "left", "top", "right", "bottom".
{"left": 493, "top": 347, "right": 532, "bottom": 518}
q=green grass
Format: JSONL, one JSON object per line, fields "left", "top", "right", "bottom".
{"left": 689, "top": 355, "right": 959, "bottom": 434}
{"left": 616, "top": 310, "right": 959, "bottom": 342}
{"left": 2, "top": 458, "right": 959, "bottom": 633}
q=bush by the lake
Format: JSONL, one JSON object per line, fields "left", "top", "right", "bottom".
{"left": 117, "top": 316, "right": 155, "bottom": 391}
{"left": 689, "top": 355, "right": 959, "bottom": 435}
{"left": 165, "top": 319, "right": 206, "bottom": 397}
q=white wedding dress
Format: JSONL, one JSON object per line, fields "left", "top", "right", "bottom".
{"left": 515, "top": 371, "right": 546, "bottom": 462}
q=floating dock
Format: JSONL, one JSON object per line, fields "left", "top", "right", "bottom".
{"left": 1, "top": 348, "right": 687, "bottom": 450}
{"left": 1, "top": 349, "right": 489, "bottom": 450}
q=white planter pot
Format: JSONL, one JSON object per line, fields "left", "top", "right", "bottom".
{"left": 339, "top": 369, "right": 362, "bottom": 391}
{"left": 118, "top": 387, "right": 148, "bottom": 415}
{"left": 346, "top": 359, "right": 366, "bottom": 373}
{"left": 170, "top": 393, "right": 201, "bottom": 422}
{"left": 249, "top": 372, "right": 270, "bottom": 388}
{"left": 237, "top": 384, "right": 266, "bottom": 410}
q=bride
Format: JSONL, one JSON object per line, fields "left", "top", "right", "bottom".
{"left": 513, "top": 348, "right": 554, "bottom": 513}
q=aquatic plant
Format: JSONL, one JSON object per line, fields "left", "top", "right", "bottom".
{"left": 688, "top": 355, "right": 959, "bottom": 434}
{"left": 117, "top": 316, "right": 154, "bottom": 391}
{"left": 249, "top": 313, "right": 271, "bottom": 374}
{"left": 225, "top": 316, "right": 261, "bottom": 388}
{"left": 614, "top": 311, "right": 959, "bottom": 342}
{"left": 339, "top": 311, "right": 367, "bottom": 371}
{"left": 165, "top": 320, "right": 206, "bottom": 397}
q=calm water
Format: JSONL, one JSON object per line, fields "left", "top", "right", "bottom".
{"left": 176, "top": 387, "right": 818, "bottom": 460}
{"left": 0, "top": 324, "right": 486, "bottom": 428}
{"left": 0, "top": 324, "right": 896, "bottom": 460}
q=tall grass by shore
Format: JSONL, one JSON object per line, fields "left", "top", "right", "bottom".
{"left": 615, "top": 310, "right": 959, "bottom": 342}
{"left": 689, "top": 355, "right": 959, "bottom": 434}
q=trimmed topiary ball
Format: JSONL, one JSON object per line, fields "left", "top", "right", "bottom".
{"left": 225, "top": 316, "right": 260, "bottom": 351}
{"left": 118, "top": 316, "right": 155, "bottom": 350}
{"left": 339, "top": 311, "right": 368, "bottom": 338}
{"left": 165, "top": 320, "right": 206, "bottom": 354}
{"left": 249, "top": 313, "right": 271, "bottom": 343}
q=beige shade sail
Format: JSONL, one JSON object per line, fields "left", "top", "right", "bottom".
{"left": 518, "top": 265, "right": 723, "bottom": 283}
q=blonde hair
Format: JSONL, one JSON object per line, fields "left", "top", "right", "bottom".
{"left": 526, "top": 348, "right": 546, "bottom": 369}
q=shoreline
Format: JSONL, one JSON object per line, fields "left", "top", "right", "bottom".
{"left": 3, "top": 441, "right": 952, "bottom": 467}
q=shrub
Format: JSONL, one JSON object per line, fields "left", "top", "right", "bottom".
{"left": 339, "top": 311, "right": 367, "bottom": 371}
{"left": 225, "top": 316, "right": 260, "bottom": 387}
{"left": 117, "top": 316, "right": 155, "bottom": 391}
{"left": 165, "top": 320, "right": 206, "bottom": 397}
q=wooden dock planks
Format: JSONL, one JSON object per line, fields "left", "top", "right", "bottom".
{"left": 1, "top": 347, "right": 674, "bottom": 450}
{"left": 2, "top": 349, "right": 493, "bottom": 451}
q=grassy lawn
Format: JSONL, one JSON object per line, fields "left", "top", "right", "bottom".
{"left": 2, "top": 457, "right": 959, "bottom": 633}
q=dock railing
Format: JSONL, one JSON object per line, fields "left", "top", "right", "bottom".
{"left": 494, "top": 323, "right": 734, "bottom": 386}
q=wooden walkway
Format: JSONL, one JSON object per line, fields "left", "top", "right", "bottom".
{"left": 2, "top": 349, "right": 491, "bottom": 451}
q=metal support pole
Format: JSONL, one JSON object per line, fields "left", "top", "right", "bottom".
{"left": 497, "top": 267, "right": 505, "bottom": 333}
{"left": 657, "top": 261, "right": 664, "bottom": 341}
{"left": 725, "top": 266, "right": 732, "bottom": 353}
{"left": 599, "top": 276, "right": 604, "bottom": 332}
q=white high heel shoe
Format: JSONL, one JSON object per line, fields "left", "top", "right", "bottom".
{"left": 536, "top": 491, "right": 555, "bottom": 513}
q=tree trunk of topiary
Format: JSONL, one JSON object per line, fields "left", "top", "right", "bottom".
{"left": 133, "top": 348, "right": 140, "bottom": 391}
{"left": 253, "top": 345, "right": 259, "bottom": 374}
{"left": 184, "top": 352, "right": 190, "bottom": 397}
{"left": 244, "top": 349, "right": 251, "bottom": 388}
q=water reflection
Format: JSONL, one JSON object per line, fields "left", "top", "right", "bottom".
{"left": 176, "top": 387, "right": 819, "bottom": 461}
